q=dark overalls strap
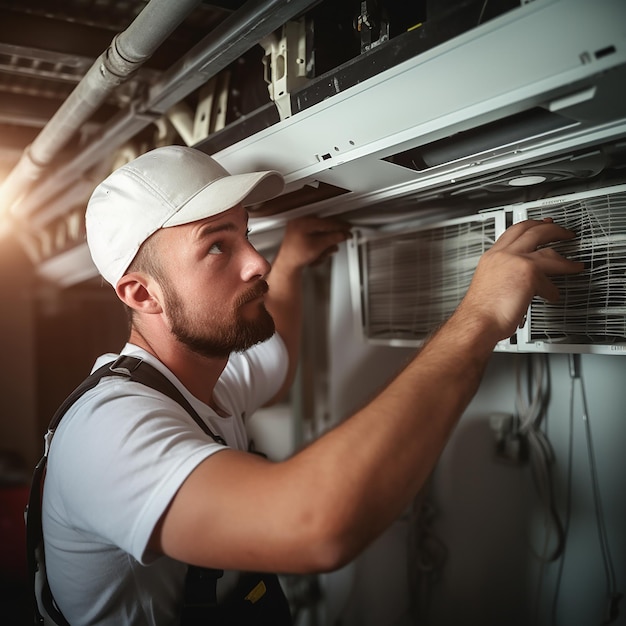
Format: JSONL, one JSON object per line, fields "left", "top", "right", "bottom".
{"left": 181, "top": 570, "right": 293, "bottom": 626}
{"left": 27, "top": 355, "right": 226, "bottom": 625}
{"left": 108, "top": 355, "right": 226, "bottom": 444}
{"left": 26, "top": 355, "right": 292, "bottom": 625}
{"left": 27, "top": 360, "right": 119, "bottom": 625}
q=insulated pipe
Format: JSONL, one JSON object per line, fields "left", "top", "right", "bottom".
{"left": 13, "top": 0, "right": 320, "bottom": 221}
{"left": 147, "top": 0, "right": 320, "bottom": 113}
{"left": 1, "top": 0, "right": 202, "bottom": 217}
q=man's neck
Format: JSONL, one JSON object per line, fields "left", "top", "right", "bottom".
{"left": 128, "top": 327, "right": 229, "bottom": 409}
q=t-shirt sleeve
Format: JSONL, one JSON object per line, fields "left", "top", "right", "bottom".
{"left": 45, "top": 335, "right": 287, "bottom": 567}
{"left": 46, "top": 380, "right": 226, "bottom": 565}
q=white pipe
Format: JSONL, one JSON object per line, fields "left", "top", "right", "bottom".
{"left": 1, "top": 0, "right": 202, "bottom": 217}
{"left": 7, "top": 0, "right": 321, "bottom": 221}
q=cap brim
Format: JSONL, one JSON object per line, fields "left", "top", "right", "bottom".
{"left": 162, "top": 170, "right": 284, "bottom": 228}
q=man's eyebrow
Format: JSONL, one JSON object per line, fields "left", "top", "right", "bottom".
{"left": 193, "top": 221, "right": 238, "bottom": 239}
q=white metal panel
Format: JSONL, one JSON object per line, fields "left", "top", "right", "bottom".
{"left": 215, "top": 0, "right": 626, "bottom": 199}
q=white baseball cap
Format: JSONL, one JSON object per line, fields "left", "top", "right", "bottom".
{"left": 85, "top": 145, "right": 285, "bottom": 286}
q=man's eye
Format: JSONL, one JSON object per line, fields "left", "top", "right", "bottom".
{"left": 208, "top": 242, "right": 223, "bottom": 254}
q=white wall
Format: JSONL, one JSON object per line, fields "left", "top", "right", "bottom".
{"left": 322, "top": 246, "right": 626, "bottom": 626}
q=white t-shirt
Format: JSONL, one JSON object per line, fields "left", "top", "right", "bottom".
{"left": 42, "top": 334, "right": 288, "bottom": 625}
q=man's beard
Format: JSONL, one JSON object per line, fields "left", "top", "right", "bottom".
{"left": 163, "top": 280, "right": 275, "bottom": 359}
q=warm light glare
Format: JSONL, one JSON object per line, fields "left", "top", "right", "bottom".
{"left": 0, "top": 172, "right": 11, "bottom": 238}
{"left": 0, "top": 215, "right": 13, "bottom": 239}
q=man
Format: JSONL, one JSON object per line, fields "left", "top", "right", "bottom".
{"left": 42, "top": 145, "right": 583, "bottom": 625}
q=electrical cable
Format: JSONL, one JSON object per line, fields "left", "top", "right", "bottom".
{"left": 405, "top": 480, "right": 448, "bottom": 626}
{"left": 515, "top": 355, "right": 565, "bottom": 565}
{"left": 514, "top": 354, "right": 567, "bottom": 624}
{"left": 551, "top": 354, "right": 622, "bottom": 625}
{"left": 574, "top": 356, "right": 622, "bottom": 624}
{"left": 550, "top": 369, "right": 575, "bottom": 625}
{"left": 477, "top": 0, "right": 489, "bottom": 25}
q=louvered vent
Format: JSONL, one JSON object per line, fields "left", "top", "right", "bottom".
{"left": 348, "top": 214, "right": 502, "bottom": 346}
{"left": 514, "top": 184, "right": 626, "bottom": 354}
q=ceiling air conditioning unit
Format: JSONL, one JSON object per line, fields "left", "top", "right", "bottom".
{"left": 348, "top": 184, "right": 626, "bottom": 355}
{"left": 346, "top": 211, "right": 510, "bottom": 350}
{"left": 511, "top": 184, "right": 626, "bottom": 355}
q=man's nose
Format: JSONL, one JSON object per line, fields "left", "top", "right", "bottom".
{"left": 241, "top": 244, "right": 271, "bottom": 281}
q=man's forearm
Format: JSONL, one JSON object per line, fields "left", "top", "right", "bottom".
{"left": 272, "top": 219, "right": 583, "bottom": 564}
{"left": 281, "top": 307, "right": 499, "bottom": 562}
{"left": 263, "top": 216, "right": 352, "bottom": 404}
{"left": 265, "top": 261, "right": 304, "bottom": 403}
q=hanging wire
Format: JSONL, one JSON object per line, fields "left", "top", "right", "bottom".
{"left": 550, "top": 361, "right": 576, "bottom": 625}
{"left": 406, "top": 481, "right": 448, "bottom": 626}
{"left": 477, "top": 0, "right": 489, "bottom": 24}
{"left": 551, "top": 355, "right": 622, "bottom": 625}
{"left": 515, "top": 355, "right": 565, "bottom": 566}
{"left": 514, "top": 354, "right": 566, "bottom": 624}
{"left": 574, "top": 355, "right": 621, "bottom": 624}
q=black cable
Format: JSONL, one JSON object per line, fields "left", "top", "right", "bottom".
{"left": 477, "top": 0, "right": 489, "bottom": 25}
{"left": 580, "top": 381, "right": 614, "bottom": 586}
{"left": 550, "top": 368, "right": 575, "bottom": 625}
{"left": 514, "top": 354, "right": 567, "bottom": 625}
{"left": 579, "top": 376, "right": 623, "bottom": 625}
{"left": 562, "top": 354, "right": 622, "bottom": 626}
{"left": 519, "top": 356, "right": 565, "bottom": 564}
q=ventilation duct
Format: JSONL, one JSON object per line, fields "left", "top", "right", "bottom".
{"left": 347, "top": 212, "right": 505, "bottom": 348}
{"left": 348, "top": 185, "right": 626, "bottom": 355}
{"left": 513, "top": 184, "right": 626, "bottom": 354}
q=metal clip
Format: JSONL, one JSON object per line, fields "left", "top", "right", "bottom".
{"left": 43, "top": 429, "right": 55, "bottom": 457}
{"left": 109, "top": 355, "right": 143, "bottom": 376}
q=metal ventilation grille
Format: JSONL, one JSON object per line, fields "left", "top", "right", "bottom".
{"left": 516, "top": 185, "right": 626, "bottom": 350}
{"left": 352, "top": 215, "right": 499, "bottom": 345}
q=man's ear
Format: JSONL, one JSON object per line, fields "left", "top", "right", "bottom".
{"left": 115, "top": 273, "right": 164, "bottom": 315}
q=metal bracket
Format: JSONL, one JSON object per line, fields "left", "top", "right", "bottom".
{"left": 261, "top": 17, "right": 309, "bottom": 121}
{"left": 355, "top": 0, "right": 389, "bottom": 53}
{"left": 164, "top": 72, "right": 231, "bottom": 145}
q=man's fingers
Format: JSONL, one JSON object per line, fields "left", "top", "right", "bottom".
{"left": 491, "top": 219, "right": 545, "bottom": 248}
{"left": 534, "top": 273, "right": 561, "bottom": 303}
{"left": 532, "top": 246, "right": 586, "bottom": 276}
{"left": 511, "top": 224, "right": 577, "bottom": 254}
{"left": 493, "top": 219, "right": 576, "bottom": 253}
{"left": 278, "top": 215, "right": 353, "bottom": 270}
{"left": 290, "top": 215, "right": 352, "bottom": 237}
{"left": 311, "top": 244, "right": 340, "bottom": 266}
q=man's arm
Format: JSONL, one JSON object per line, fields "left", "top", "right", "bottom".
{"left": 150, "top": 219, "right": 584, "bottom": 574}
{"left": 263, "top": 216, "right": 352, "bottom": 404}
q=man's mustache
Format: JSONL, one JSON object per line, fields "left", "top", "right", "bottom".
{"left": 236, "top": 281, "right": 269, "bottom": 307}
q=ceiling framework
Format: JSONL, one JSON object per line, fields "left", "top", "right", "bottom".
{"left": 0, "top": 0, "right": 229, "bottom": 168}
{"left": 0, "top": 0, "right": 624, "bottom": 287}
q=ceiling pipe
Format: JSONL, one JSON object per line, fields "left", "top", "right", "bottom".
{"left": 0, "top": 0, "right": 203, "bottom": 217}
{"left": 8, "top": 0, "right": 319, "bottom": 225}
{"left": 146, "top": 0, "right": 320, "bottom": 114}
{"left": 9, "top": 0, "right": 321, "bottom": 222}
